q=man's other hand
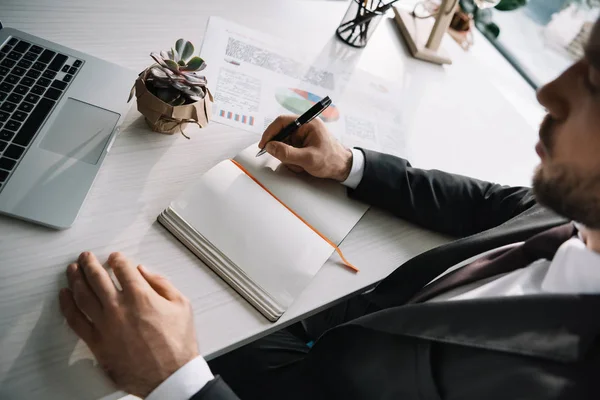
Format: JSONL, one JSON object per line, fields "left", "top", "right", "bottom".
{"left": 259, "top": 115, "right": 353, "bottom": 181}
{"left": 59, "top": 252, "right": 199, "bottom": 398}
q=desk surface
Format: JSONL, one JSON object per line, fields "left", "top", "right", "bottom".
{"left": 0, "top": 1, "right": 544, "bottom": 398}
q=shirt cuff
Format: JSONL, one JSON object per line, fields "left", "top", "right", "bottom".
{"left": 341, "top": 148, "right": 365, "bottom": 190}
{"left": 145, "top": 355, "right": 214, "bottom": 400}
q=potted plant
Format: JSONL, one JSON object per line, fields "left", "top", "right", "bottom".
{"left": 454, "top": 0, "right": 528, "bottom": 39}
{"left": 128, "top": 39, "right": 213, "bottom": 137}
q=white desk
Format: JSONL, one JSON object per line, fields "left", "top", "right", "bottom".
{"left": 0, "top": 1, "right": 544, "bottom": 398}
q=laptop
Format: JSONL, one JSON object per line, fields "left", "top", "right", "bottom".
{"left": 0, "top": 21, "right": 137, "bottom": 229}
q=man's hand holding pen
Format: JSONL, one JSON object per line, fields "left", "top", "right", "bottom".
{"left": 259, "top": 115, "right": 354, "bottom": 182}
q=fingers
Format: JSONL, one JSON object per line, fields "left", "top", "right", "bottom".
{"left": 58, "top": 289, "right": 94, "bottom": 347}
{"left": 67, "top": 263, "right": 103, "bottom": 322}
{"left": 265, "top": 141, "right": 314, "bottom": 167}
{"left": 138, "top": 265, "right": 182, "bottom": 301}
{"left": 259, "top": 115, "right": 298, "bottom": 148}
{"left": 78, "top": 252, "right": 118, "bottom": 306}
{"left": 59, "top": 288, "right": 97, "bottom": 344}
{"left": 107, "top": 252, "right": 150, "bottom": 293}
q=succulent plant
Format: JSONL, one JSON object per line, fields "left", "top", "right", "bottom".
{"left": 146, "top": 39, "right": 208, "bottom": 106}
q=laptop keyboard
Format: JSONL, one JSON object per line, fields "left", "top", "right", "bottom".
{"left": 0, "top": 36, "right": 83, "bottom": 191}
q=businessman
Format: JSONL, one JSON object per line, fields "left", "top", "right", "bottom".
{"left": 60, "top": 18, "right": 600, "bottom": 400}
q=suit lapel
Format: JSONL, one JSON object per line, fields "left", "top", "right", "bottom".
{"left": 346, "top": 294, "right": 600, "bottom": 363}
{"left": 368, "top": 205, "right": 568, "bottom": 309}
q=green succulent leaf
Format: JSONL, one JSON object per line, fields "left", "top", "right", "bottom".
{"left": 150, "top": 52, "right": 168, "bottom": 67}
{"left": 170, "top": 81, "right": 188, "bottom": 91}
{"left": 149, "top": 66, "right": 168, "bottom": 79}
{"left": 180, "top": 73, "right": 205, "bottom": 85}
{"left": 164, "top": 59, "right": 180, "bottom": 71}
{"left": 171, "top": 47, "right": 180, "bottom": 62}
{"left": 495, "top": 0, "right": 527, "bottom": 11}
{"left": 188, "top": 94, "right": 203, "bottom": 102}
{"left": 171, "top": 96, "right": 187, "bottom": 106}
{"left": 175, "top": 38, "right": 185, "bottom": 55}
{"left": 162, "top": 67, "right": 176, "bottom": 77}
{"left": 178, "top": 59, "right": 186, "bottom": 66}
{"left": 181, "top": 41, "right": 194, "bottom": 61}
{"left": 183, "top": 57, "right": 205, "bottom": 71}
{"left": 127, "top": 85, "right": 135, "bottom": 102}
{"left": 156, "top": 87, "right": 180, "bottom": 104}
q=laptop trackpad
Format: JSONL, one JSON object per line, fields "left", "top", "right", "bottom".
{"left": 39, "top": 98, "right": 120, "bottom": 165}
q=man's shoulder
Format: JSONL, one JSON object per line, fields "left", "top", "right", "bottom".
{"left": 491, "top": 203, "right": 568, "bottom": 237}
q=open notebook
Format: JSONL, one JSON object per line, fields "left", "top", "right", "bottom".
{"left": 158, "top": 144, "right": 369, "bottom": 321}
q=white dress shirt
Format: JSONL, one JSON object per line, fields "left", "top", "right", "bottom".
{"left": 340, "top": 148, "right": 366, "bottom": 190}
{"left": 147, "top": 150, "right": 600, "bottom": 400}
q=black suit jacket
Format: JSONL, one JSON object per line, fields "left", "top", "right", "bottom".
{"left": 193, "top": 150, "right": 600, "bottom": 399}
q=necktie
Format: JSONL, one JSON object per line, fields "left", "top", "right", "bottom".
{"left": 407, "top": 223, "right": 576, "bottom": 304}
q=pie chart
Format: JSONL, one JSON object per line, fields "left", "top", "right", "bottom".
{"left": 275, "top": 88, "right": 340, "bottom": 122}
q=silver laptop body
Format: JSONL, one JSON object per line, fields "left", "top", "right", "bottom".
{"left": 0, "top": 24, "right": 137, "bottom": 229}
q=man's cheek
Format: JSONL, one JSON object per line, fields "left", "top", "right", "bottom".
{"left": 571, "top": 115, "right": 600, "bottom": 165}
{"left": 552, "top": 123, "right": 581, "bottom": 162}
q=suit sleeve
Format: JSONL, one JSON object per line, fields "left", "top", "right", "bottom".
{"left": 189, "top": 376, "right": 240, "bottom": 400}
{"left": 348, "top": 149, "right": 537, "bottom": 237}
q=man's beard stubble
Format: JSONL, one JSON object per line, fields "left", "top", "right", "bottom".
{"left": 533, "top": 163, "right": 600, "bottom": 229}
{"left": 533, "top": 115, "right": 600, "bottom": 229}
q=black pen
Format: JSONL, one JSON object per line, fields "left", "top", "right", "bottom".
{"left": 256, "top": 96, "right": 332, "bottom": 157}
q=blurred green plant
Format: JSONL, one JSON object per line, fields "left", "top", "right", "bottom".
{"left": 459, "top": 0, "right": 528, "bottom": 14}
{"left": 568, "top": 0, "right": 600, "bottom": 8}
{"left": 146, "top": 39, "right": 208, "bottom": 106}
{"left": 459, "top": 0, "right": 529, "bottom": 39}
{"left": 462, "top": 0, "right": 599, "bottom": 39}
{"left": 495, "top": 0, "right": 528, "bottom": 11}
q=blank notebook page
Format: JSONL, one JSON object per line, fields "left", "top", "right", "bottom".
{"left": 233, "top": 144, "right": 369, "bottom": 244}
{"left": 170, "top": 160, "right": 334, "bottom": 307}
